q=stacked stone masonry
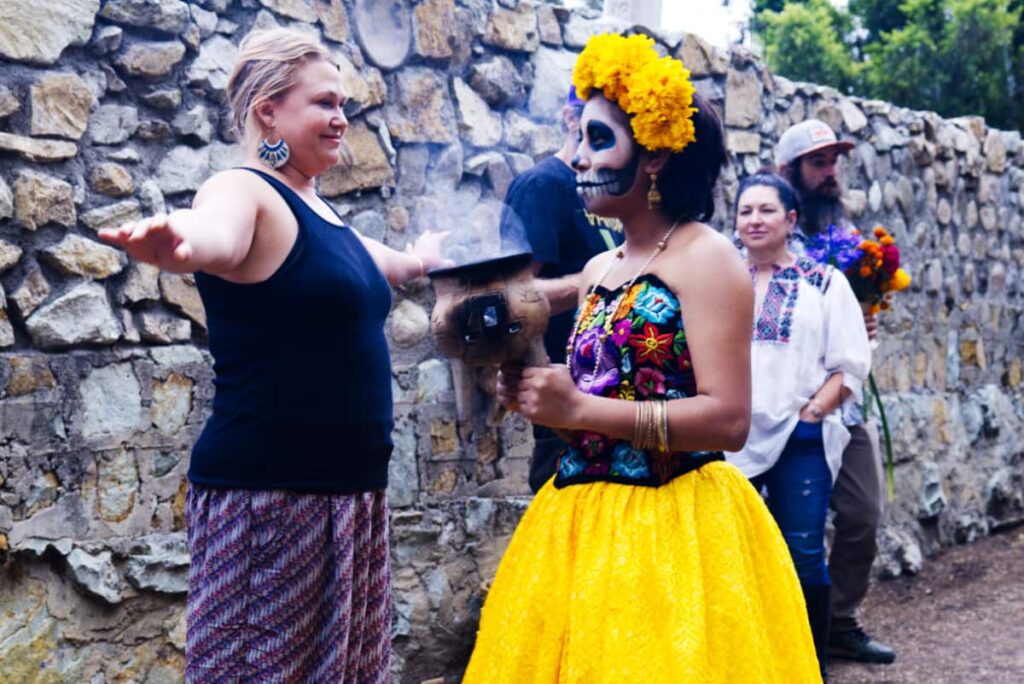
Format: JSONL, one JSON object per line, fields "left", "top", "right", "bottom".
{"left": 0, "top": 1, "right": 1021, "bottom": 682}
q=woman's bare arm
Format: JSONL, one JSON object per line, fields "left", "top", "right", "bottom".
{"left": 98, "top": 171, "right": 259, "bottom": 275}
{"left": 509, "top": 228, "right": 755, "bottom": 453}
{"left": 357, "top": 230, "right": 450, "bottom": 287}
{"left": 801, "top": 372, "right": 849, "bottom": 422}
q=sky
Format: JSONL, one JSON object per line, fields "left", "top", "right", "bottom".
{"left": 562, "top": 0, "right": 753, "bottom": 48}
{"left": 661, "top": 1, "right": 752, "bottom": 47}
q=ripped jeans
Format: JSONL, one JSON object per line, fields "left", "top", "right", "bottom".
{"left": 751, "top": 420, "right": 833, "bottom": 587}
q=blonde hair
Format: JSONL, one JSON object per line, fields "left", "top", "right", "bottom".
{"left": 227, "top": 28, "right": 336, "bottom": 147}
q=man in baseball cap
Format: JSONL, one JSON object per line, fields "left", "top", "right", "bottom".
{"left": 777, "top": 119, "right": 856, "bottom": 236}
{"left": 776, "top": 119, "right": 897, "bottom": 667}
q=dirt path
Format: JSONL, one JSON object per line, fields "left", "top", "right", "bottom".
{"left": 831, "top": 528, "right": 1024, "bottom": 683}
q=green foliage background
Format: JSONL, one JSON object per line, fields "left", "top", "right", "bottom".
{"left": 751, "top": 0, "right": 1024, "bottom": 132}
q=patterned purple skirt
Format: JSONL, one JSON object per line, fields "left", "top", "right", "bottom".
{"left": 185, "top": 485, "right": 391, "bottom": 684}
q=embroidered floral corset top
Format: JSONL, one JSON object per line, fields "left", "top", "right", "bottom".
{"left": 556, "top": 274, "right": 721, "bottom": 488}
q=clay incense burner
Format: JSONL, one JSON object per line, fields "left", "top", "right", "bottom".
{"left": 428, "top": 252, "right": 551, "bottom": 436}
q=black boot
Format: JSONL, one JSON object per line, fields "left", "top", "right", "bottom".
{"left": 802, "top": 583, "right": 832, "bottom": 682}
{"left": 828, "top": 625, "right": 896, "bottom": 664}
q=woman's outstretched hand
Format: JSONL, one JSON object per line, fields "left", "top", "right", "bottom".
{"left": 98, "top": 212, "right": 194, "bottom": 272}
{"left": 498, "top": 363, "right": 583, "bottom": 430}
{"left": 406, "top": 230, "right": 452, "bottom": 273}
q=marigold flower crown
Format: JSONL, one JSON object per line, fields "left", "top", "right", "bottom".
{"left": 572, "top": 33, "right": 698, "bottom": 153}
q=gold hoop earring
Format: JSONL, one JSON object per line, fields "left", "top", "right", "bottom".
{"left": 646, "top": 172, "right": 661, "bottom": 210}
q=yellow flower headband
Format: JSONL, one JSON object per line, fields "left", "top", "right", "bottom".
{"left": 572, "top": 33, "right": 697, "bottom": 153}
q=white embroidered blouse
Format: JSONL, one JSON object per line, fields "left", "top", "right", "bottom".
{"left": 726, "top": 257, "right": 872, "bottom": 481}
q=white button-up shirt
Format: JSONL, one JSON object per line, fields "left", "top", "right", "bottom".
{"left": 727, "top": 257, "right": 872, "bottom": 481}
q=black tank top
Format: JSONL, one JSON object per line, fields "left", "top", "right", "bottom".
{"left": 189, "top": 168, "right": 393, "bottom": 493}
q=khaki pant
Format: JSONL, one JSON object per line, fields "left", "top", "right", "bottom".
{"left": 829, "top": 422, "right": 885, "bottom": 631}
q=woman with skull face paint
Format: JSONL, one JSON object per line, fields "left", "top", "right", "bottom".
{"left": 465, "top": 34, "right": 820, "bottom": 683}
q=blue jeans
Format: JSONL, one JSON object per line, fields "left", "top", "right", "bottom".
{"left": 751, "top": 421, "right": 833, "bottom": 587}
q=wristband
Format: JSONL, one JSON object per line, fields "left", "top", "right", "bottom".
{"left": 808, "top": 400, "right": 824, "bottom": 419}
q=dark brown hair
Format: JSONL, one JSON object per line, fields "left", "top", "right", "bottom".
{"left": 654, "top": 93, "right": 728, "bottom": 223}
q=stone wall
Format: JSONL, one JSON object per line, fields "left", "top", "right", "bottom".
{"left": 0, "top": 1, "right": 1021, "bottom": 682}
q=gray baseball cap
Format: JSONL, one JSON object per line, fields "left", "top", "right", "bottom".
{"left": 776, "top": 119, "right": 854, "bottom": 166}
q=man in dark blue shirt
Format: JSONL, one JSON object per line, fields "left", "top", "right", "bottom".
{"left": 500, "top": 87, "right": 622, "bottom": 492}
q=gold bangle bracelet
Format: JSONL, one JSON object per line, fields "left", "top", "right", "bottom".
{"left": 659, "top": 400, "right": 670, "bottom": 454}
{"left": 633, "top": 400, "right": 668, "bottom": 452}
{"left": 633, "top": 401, "right": 644, "bottom": 448}
{"left": 635, "top": 400, "right": 655, "bottom": 450}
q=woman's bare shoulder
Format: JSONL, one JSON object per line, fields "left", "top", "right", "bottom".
{"left": 581, "top": 246, "right": 620, "bottom": 281}
{"left": 663, "top": 223, "right": 748, "bottom": 290}
{"left": 193, "top": 168, "right": 284, "bottom": 212}
{"left": 196, "top": 167, "right": 266, "bottom": 196}
{"left": 683, "top": 223, "right": 740, "bottom": 259}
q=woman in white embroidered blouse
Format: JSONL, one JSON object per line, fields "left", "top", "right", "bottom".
{"left": 726, "top": 172, "right": 871, "bottom": 680}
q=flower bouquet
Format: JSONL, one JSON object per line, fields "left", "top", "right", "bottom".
{"left": 804, "top": 224, "right": 912, "bottom": 498}
{"left": 804, "top": 225, "right": 912, "bottom": 313}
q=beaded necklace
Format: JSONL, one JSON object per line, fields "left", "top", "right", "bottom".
{"left": 565, "top": 219, "right": 682, "bottom": 375}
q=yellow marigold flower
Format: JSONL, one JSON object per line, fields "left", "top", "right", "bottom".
{"left": 572, "top": 33, "right": 698, "bottom": 152}
{"left": 873, "top": 226, "right": 887, "bottom": 238}
{"left": 625, "top": 57, "right": 697, "bottom": 152}
{"left": 890, "top": 267, "right": 912, "bottom": 291}
{"left": 881, "top": 235, "right": 895, "bottom": 246}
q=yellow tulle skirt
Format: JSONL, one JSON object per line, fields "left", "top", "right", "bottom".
{"left": 463, "top": 462, "right": 821, "bottom": 684}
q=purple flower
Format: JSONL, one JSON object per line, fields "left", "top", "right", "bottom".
{"left": 611, "top": 319, "right": 632, "bottom": 346}
{"left": 572, "top": 327, "right": 620, "bottom": 395}
{"left": 804, "top": 224, "right": 862, "bottom": 270}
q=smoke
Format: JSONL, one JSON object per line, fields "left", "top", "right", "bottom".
{"left": 410, "top": 159, "right": 535, "bottom": 269}
{"left": 403, "top": 148, "right": 540, "bottom": 268}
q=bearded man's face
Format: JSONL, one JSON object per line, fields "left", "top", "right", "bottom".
{"left": 797, "top": 148, "right": 843, "bottom": 199}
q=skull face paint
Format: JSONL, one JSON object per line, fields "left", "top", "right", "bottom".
{"left": 572, "top": 97, "right": 642, "bottom": 207}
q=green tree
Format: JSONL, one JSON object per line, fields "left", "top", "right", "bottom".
{"left": 849, "top": 0, "right": 912, "bottom": 37}
{"left": 940, "top": 0, "right": 1020, "bottom": 125}
{"left": 759, "top": 0, "right": 860, "bottom": 93}
{"left": 753, "top": 0, "right": 1024, "bottom": 131}
{"left": 863, "top": 0, "right": 944, "bottom": 110}
{"left": 866, "top": 0, "right": 1021, "bottom": 128}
